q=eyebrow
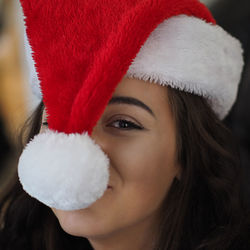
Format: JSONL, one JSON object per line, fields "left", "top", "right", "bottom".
{"left": 108, "top": 96, "right": 156, "bottom": 118}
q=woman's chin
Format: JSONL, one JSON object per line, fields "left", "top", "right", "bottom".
{"left": 51, "top": 207, "right": 112, "bottom": 238}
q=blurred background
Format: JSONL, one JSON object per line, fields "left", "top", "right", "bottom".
{"left": 0, "top": 0, "right": 249, "bottom": 202}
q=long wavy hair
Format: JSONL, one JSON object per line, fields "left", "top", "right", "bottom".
{"left": 0, "top": 87, "right": 249, "bottom": 250}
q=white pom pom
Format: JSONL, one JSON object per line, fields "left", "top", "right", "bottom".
{"left": 18, "top": 130, "right": 110, "bottom": 210}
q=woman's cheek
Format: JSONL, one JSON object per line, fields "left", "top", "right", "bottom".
{"left": 110, "top": 133, "right": 163, "bottom": 183}
{"left": 111, "top": 135, "right": 151, "bottom": 171}
{"left": 118, "top": 132, "right": 176, "bottom": 198}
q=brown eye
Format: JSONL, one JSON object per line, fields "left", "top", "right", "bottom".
{"left": 107, "top": 119, "right": 143, "bottom": 130}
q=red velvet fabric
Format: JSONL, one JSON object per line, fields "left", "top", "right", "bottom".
{"left": 20, "top": 0, "right": 215, "bottom": 134}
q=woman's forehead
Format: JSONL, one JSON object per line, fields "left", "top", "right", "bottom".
{"left": 112, "top": 77, "right": 170, "bottom": 113}
{"left": 42, "top": 107, "right": 48, "bottom": 120}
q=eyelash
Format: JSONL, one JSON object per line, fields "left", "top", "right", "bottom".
{"left": 42, "top": 119, "right": 143, "bottom": 130}
{"left": 107, "top": 119, "right": 143, "bottom": 130}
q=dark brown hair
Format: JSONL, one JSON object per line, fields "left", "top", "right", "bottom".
{"left": 0, "top": 87, "right": 249, "bottom": 250}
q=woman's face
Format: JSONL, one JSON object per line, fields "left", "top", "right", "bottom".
{"left": 41, "top": 77, "right": 180, "bottom": 241}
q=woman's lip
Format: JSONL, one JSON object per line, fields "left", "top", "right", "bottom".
{"left": 107, "top": 185, "right": 112, "bottom": 189}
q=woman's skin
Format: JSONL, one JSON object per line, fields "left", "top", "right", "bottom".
{"left": 40, "top": 77, "right": 181, "bottom": 250}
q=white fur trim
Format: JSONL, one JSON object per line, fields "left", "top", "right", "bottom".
{"left": 126, "top": 15, "right": 244, "bottom": 119}
{"left": 18, "top": 130, "right": 110, "bottom": 210}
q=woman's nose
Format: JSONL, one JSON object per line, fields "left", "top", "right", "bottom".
{"left": 91, "top": 124, "right": 108, "bottom": 154}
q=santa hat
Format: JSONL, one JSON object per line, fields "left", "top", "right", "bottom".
{"left": 18, "top": 0, "right": 244, "bottom": 210}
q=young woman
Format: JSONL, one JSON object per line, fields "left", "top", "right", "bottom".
{"left": 0, "top": 0, "right": 249, "bottom": 249}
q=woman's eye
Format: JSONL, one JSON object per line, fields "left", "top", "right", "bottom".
{"left": 42, "top": 122, "right": 48, "bottom": 126}
{"left": 107, "top": 119, "right": 143, "bottom": 130}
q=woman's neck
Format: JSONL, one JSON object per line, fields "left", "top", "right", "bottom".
{"left": 87, "top": 213, "right": 159, "bottom": 250}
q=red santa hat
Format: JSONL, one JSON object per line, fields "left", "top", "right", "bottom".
{"left": 18, "top": 0, "right": 244, "bottom": 210}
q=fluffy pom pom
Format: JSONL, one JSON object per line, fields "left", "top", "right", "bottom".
{"left": 18, "top": 130, "right": 110, "bottom": 210}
